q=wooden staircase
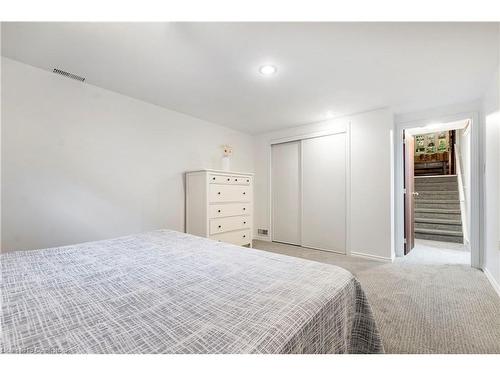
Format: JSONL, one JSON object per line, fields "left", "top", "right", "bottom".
{"left": 414, "top": 175, "right": 463, "bottom": 243}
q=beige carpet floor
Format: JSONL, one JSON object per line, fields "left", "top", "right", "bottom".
{"left": 252, "top": 240, "right": 500, "bottom": 354}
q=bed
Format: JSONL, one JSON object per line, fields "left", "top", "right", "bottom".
{"left": 1, "top": 230, "right": 383, "bottom": 354}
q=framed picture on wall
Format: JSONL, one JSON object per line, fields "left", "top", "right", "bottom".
{"left": 425, "top": 134, "right": 436, "bottom": 153}
{"left": 437, "top": 132, "right": 449, "bottom": 153}
{"left": 415, "top": 135, "right": 426, "bottom": 154}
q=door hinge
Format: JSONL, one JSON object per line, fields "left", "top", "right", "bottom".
{"left": 404, "top": 238, "right": 407, "bottom": 244}
{"left": 403, "top": 188, "right": 407, "bottom": 194}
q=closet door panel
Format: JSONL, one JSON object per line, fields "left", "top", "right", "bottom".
{"left": 302, "top": 134, "right": 346, "bottom": 253}
{"left": 271, "top": 142, "right": 301, "bottom": 245}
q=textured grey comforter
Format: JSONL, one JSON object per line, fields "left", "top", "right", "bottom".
{"left": 1, "top": 230, "right": 383, "bottom": 354}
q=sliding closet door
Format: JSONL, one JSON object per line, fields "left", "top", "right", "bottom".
{"left": 302, "top": 133, "right": 346, "bottom": 253}
{"left": 271, "top": 141, "right": 301, "bottom": 245}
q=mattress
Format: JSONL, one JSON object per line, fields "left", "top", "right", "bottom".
{"left": 1, "top": 230, "right": 383, "bottom": 354}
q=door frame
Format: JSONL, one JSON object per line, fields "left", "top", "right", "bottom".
{"left": 403, "top": 132, "right": 416, "bottom": 254}
{"left": 394, "top": 111, "right": 481, "bottom": 268}
{"left": 268, "top": 126, "right": 350, "bottom": 255}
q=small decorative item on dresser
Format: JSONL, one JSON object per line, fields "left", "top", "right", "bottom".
{"left": 185, "top": 169, "right": 253, "bottom": 247}
{"left": 221, "top": 145, "right": 232, "bottom": 171}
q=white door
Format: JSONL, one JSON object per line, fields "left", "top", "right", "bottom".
{"left": 301, "top": 133, "right": 346, "bottom": 253}
{"left": 271, "top": 141, "right": 301, "bottom": 245}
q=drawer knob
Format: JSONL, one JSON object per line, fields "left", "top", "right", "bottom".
{"left": 246, "top": 179, "right": 249, "bottom": 182}
{"left": 243, "top": 192, "right": 246, "bottom": 195}
{"left": 212, "top": 177, "right": 216, "bottom": 180}
{"left": 227, "top": 178, "right": 230, "bottom": 181}
{"left": 235, "top": 179, "right": 238, "bottom": 181}
{"left": 243, "top": 221, "right": 246, "bottom": 224}
{"left": 243, "top": 208, "right": 246, "bottom": 211}
{"left": 243, "top": 235, "right": 246, "bottom": 238}
{"left": 217, "top": 192, "right": 221, "bottom": 195}
{"left": 217, "top": 209, "right": 221, "bottom": 213}
{"left": 218, "top": 225, "right": 222, "bottom": 229}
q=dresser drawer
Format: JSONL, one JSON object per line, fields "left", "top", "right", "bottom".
{"left": 208, "top": 184, "right": 250, "bottom": 203}
{"left": 211, "top": 229, "right": 251, "bottom": 246}
{"left": 209, "top": 174, "right": 252, "bottom": 185}
{"left": 228, "top": 176, "right": 251, "bottom": 185}
{"left": 209, "top": 203, "right": 251, "bottom": 218}
{"left": 209, "top": 216, "right": 251, "bottom": 235}
{"left": 209, "top": 174, "right": 233, "bottom": 184}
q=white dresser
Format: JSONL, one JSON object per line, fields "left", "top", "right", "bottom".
{"left": 185, "top": 169, "right": 253, "bottom": 247}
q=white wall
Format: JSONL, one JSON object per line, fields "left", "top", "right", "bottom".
{"left": 482, "top": 62, "right": 500, "bottom": 292}
{"left": 1, "top": 58, "right": 254, "bottom": 252}
{"left": 350, "top": 110, "right": 395, "bottom": 260}
{"left": 253, "top": 108, "right": 395, "bottom": 261}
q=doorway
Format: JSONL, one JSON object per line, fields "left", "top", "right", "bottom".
{"left": 403, "top": 119, "right": 472, "bottom": 265}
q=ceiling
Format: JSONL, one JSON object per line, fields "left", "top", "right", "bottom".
{"left": 1, "top": 22, "right": 498, "bottom": 134}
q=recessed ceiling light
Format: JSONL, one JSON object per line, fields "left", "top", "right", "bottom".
{"left": 259, "top": 65, "right": 277, "bottom": 76}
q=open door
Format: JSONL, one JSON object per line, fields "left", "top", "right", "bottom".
{"left": 404, "top": 132, "right": 416, "bottom": 254}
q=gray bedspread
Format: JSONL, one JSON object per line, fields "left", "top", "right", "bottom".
{"left": 1, "top": 230, "right": 383, "bottom": 354}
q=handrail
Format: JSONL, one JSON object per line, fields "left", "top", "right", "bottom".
{"left": 454, "top": 143, "right": 469, "bottom": 245}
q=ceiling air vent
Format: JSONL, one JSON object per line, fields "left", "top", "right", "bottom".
{"left": 52, "top": 68, "right": 86, "bottom": 82}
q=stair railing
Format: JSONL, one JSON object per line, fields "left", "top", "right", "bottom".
{"left": 454, "top": 143, "right": 469, "bottom": 245}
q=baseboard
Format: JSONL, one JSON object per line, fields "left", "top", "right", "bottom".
{"left": 483, "top": 267, "right": 500, "bottom": 298}
{"left": 350, "top": 251, "right": 393, "bottom": 262}
{"left": 253, "top": 235, "right": 271, "bottom": 242}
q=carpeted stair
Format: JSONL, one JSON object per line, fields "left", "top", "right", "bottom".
{"left": 414, "top": 175, "right": 463, "bottom": 243}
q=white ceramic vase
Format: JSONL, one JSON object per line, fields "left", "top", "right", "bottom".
{"left": 222, "top": 155, "right": 230, "bottom": 171}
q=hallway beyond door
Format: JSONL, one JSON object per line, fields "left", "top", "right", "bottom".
{"left": 396, "top": 239, "right": 470, "bottom": 265}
